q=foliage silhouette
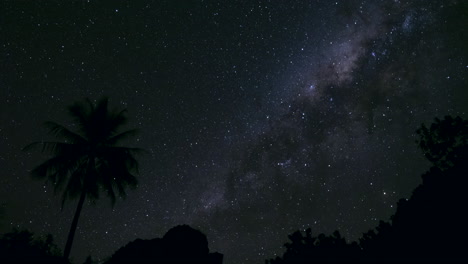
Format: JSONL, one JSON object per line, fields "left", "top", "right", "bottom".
{"left": 0, "top": 229, "right": 64, "bottom": 263}
{"left": 24, "top": 98, "right": 142, "bottom": 260}
{"left": 416, "top": 115, "right": 468, "bottom": 170}
{"left": 0, "top": 203, "right": 6, "bottom": 228}
{"left": 267, "top": 115, "right": 468, "bottom": 263}
{"left": 82, "top": 255, "right": 96, "bottom": 264}
{"left": 359, "top": 116, "right": 468, "bottom": 262}
{"left": 267, "top": 230, "right": 360, "bottom": 264}
{"left": 105, "top": 225, "right": 223, "bottom": 264}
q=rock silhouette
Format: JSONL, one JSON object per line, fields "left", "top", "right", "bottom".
{"left": 106, "top": 225, "right": 223, "bottom": 264}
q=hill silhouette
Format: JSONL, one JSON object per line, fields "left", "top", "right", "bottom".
{"left": 105, "top": 225, "right": 223, "bottom": 264}
{"left": 267, "top": 115, "right": 468, "bottom": 263}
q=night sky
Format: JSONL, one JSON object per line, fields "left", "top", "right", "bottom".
{"left": 1, "top": 1, "right": 467, "bottom": 263}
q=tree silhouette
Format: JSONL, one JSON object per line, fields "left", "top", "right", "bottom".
{"left": 25, "top": 98, "right": 142, "bottom": 260}
{"left": 266, "top": 229, "right": 360, "bottom": 264}
{"left": 0, "top": 203, "right": 6, "bottom": 228}
{"left": 267, "top": 115, "right": 468, "bottom": 263}
{"left": 0, "top": 229, "right": 63, "bottom": 263}
{"left": 416, "top": 115, "right": 468, "bottom": 170}
{"left": 83, "top": 255, "right": 96, "bottom": 264}
{"left": 361, "top": 115, "right": 468, "bottom": 261}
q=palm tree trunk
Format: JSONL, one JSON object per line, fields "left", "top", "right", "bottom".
{"left": 63, "top": 189, "right": 86, "bottom": 260}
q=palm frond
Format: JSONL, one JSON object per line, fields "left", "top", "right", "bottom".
{"left": 95, "top": 98, "right": 109, "bottom": 116}
{"left": 23, "top": 141, "right": 83, "bottom": 157}
{"left": 105, "top": 129, "right": 139, "bottom": 146}
{"left": 102, "top": 174, "right": 117, "bottom": 207}
{"left": 94, "top": 147, "right": 139, "bottom": 207}
{"left": 53, "top": 167, "right": 71, "bottom": 195}
{"left": 59, "top": 158, "right": 86, "bottom": 191}
{"left": 61, "top": 169, "right": 85, "bottom": 209}
{"left": 30, "top": 153, "right": 84, "bottom": 197}
{"left": 108, "top": 109, "right": 129, "bottom": 135}
{"left": 31, "top": 157, "right": 61, "bottom": 181}
{"left": 91, "top": 98, "right": 109, "bottom": 127}
{"left": 101, "top": 147, "right": 142, "bottom": 172}
{"left": 114, "top": 180, "right": 129, "bottom": 200}
{"left": 44, "top": 121, "right": 86, "bottom": 143}
{"left": 120, "top": 170, "right": 138, "bottom": 189}
{"left": 86, "top": 182, "right": 100, "bottom": 203}
{"left": 68, "top": 99, "right": 93, "bottom": 134}
{"left": 103, "top": 146, "right": 148, "bottom": 156}
{"left": 80, "top": 160, "right": 100, "bottom": 204}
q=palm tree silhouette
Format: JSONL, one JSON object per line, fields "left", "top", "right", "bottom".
{"left": 25, "top": 98, "right": 142, "bottom": 260}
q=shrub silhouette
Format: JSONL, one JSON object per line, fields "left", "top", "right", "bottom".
{"left": 106, "top": 225, "right": 223, "bottom": 264}
{"left": 0, "top": 229, "right": 64, "bottom": 263}
{"left": 267, "top": 230, "right": 360, "bottom": 264}
{"left": 267, "top": 115, "right": 468, "bottom": 263}
{"left": 416, "top": 115, "right": 468, "bottom": 170}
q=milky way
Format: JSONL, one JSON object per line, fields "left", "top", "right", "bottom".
{"left": 1, "top": 1, "right": 467, "bottom": 264}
